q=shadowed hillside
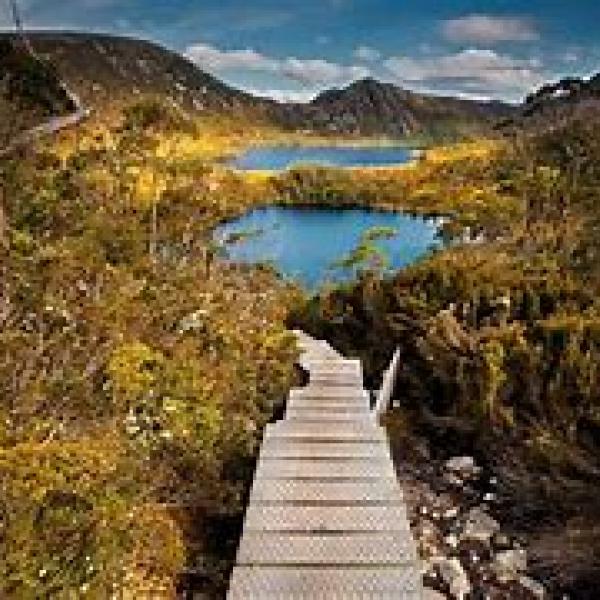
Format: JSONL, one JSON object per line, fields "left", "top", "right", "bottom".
{"left": 0, "top": 38, "right": 75, "bottom": 145}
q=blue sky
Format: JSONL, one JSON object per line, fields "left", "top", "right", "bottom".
{"left": 2, "top": 0, "right": 599, "bottom": 102}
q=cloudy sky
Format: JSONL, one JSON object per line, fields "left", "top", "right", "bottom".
{"left": 1, "top": 0, "right": 599, "bottom": 103}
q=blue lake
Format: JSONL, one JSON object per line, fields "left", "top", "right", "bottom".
{"left": 229, "top": 145, "right": 414, "bottom": 171}
{"left": 214, "top": 206, "right": 441, "bottom": 289}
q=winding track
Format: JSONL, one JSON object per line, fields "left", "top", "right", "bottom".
{"left": 227, "top": 331, "right": 422, "bottom": 599}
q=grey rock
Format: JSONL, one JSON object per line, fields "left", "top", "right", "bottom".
{"left": 518, "top": 575, "right": 546, "bottom": 599}
{"left": 461, "top": 507, "right": 500, "bottom": 544}
{"left": 491, "top": 532, "right": 512, "bottom": 551}
{"left": 445, "top": 456, "right": 481, "bottom": 479}
{"left": 423, "top": 587, "right": 447, "bottom": 600}
{"left": 491, "top": 549, "right": 528, "bottom": 583}
{"left": 433, "top": 557, "right": 471, "bottom": 599}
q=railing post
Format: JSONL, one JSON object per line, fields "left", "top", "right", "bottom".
{"left": 373, "top": 347, "right": 401, "bottom": 417}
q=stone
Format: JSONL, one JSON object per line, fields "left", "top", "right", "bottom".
{"left": 443, "top": 472, "right": 464, "bottom": 488}
{"left": 491, "top": 532, "right": 512, "bottom": 551}
{"left": 444, "top": 507, "right": 459, "bottom": 520}
{"left": 444, "top": 533, "right": 459, "bottom": 548}
{"left": 461, "top": 507, "right": 500, "bottom": 545}
{"left": 518, "top": 575, "right": 546, "bottom": 599}
{"left": 491, "top": 549, "right": 527, "bottom": 583}
{"left": 445, "top": 456, "right": 481, "bottom": 479}
{"left": 423, "top": 588, "right": 447, "bottom": 600}
{"left": 433, "top": 557, "right": 471, "bottom": 600}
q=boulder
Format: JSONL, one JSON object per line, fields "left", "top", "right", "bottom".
{"left": 491, "top": 532, "right": 512, "bottom": 551}
{"left": 433, "top": 557, "right": 471, "bottom": 599}
{"left": 461, "top": 507, "right": 500, "bottom": 545}
{"left": 445, "top": 456, "right": 481, "bottom": 479}
{"left": 518, "top": 575, "right": 546, "bottom": 599}
{"left": 491, "top": 549, "right": 527, "bottom": 583}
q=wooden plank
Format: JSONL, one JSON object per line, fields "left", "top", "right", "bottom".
{"left": 228, "top": 566, "right": 421, "bottom": 599}
{"left": 250, "top": 479, "right": 403, "bottom": 505}
{"left": 243, "top": 504, "right": 410, "bottom": 532}
{"left": 290, "top": 387, "right": 369, "bottom": 399}
{"left": 286, "top": 406, "right": 371, "bottom": 417}
{"left": 285, "top": 411, "right": 372, "bottom": 423}
{"left": 255, "top": 457, "right": 396, "bottom": 480}
{"left": 265, "top": 422, "right": 385, "bottom": 442}
{"left": 237, "top": 532, "right": 418, "bottom": 565}
{"left": 290, "top": 388, "right": 368, "bottom": 396}
{"left": 260, "top": 440, "right": 389, "bottom": 460}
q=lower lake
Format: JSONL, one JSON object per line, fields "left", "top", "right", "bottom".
{"left": 214, "top": 206, "right": 441, "bottom": 290}
{"left": 229, "top": 144, "right": 414, "bottom": 171}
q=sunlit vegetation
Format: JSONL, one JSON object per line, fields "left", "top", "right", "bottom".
{"left": 270, "top": 138, "right": 522, "bottom": 240}
{"left": 3, "top": 88, "right": 600, "bottom": 597}
{"left": 0, "top": 99, "right": 301, "bottom": 597}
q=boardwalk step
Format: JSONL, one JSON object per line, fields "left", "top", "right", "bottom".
{"left": 260, "top": 440, "right": 389, "bottom": 459}
{"left": 264, "top": 422, "right": 386, "bottom": 442}
{"left": 290, "top": 388, "right": 369, "bottom": 399}
{"left": 285, "top": 410, "right": 373, "bottom": 421}
{"left": 286, "top": 403, "right": 371, "bottom": 413}
{"left": 228, "top": 567, "right": 421, "bottom": 600}
{"left": 237, "top": 532, "right": 418, "bottom": 565}
{"left": 227, "top": 331, "right": 420, "bottom": 599}
{"left": 255, "top": 457, "right": 396, "bottom": 480}
{"left": 250, "top": 479, "right": 403, "bottom": 504}
{"left": 244, "top": 504, "right": 410, "bottom": 532}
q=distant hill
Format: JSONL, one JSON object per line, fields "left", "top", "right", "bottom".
{"left": 501, "top": 72, "right": 600, "bottom": 133}
{"left": 275, "top": 78, "right": 515, "bottom": 138}
{"left": 1, "top": 31, "right": 515, "bottom": 141}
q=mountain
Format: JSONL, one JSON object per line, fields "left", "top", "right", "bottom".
{"left": 501, "top": 72, "right": 600, "bottom": 132}
{"left": 275, "top": 78, "right": 515, "bottom": 138}
{"left": 0, "top": 32, "right": 514, "bottom": 140}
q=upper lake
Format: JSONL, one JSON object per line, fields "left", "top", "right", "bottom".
{"left": 229, "top": 144, "right": 414, "bottom": 171}
{"left": 214, "top": 206, "right": 441, "bottom": 290}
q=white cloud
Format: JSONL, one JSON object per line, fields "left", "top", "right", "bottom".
{"left": 354, "top": 45, "right": 381, "bottom": 62}
{"left": 185, "top": 42, "right": 370, "bottom": 87}
{"left": 383, "top": 48, "right": 546, "bottom": 100}
{"left": 442, "top": 14, "right": 539, "bottom": 44}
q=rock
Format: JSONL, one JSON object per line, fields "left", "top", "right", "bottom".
{"left": 433, "top": 557, "right": 471, "bottom": 600}
{"left": 444, "top": 507, "right": 459, "bottom": 520}
{"left": 491, "top": 532, "right": 512, "bottom": 551}
{"left": 443, "top": 472, "right": 464, "bottom": 488}
{"left": 491, "top": 549, "right": 527, "bottom": 583}
{"left": 461, "top": 507, "right": 500, "bottom": 545}
{"left": 423, "top": 588, "right": 447, "bottom": 600}
{"left": 483, "top": 492, "right": 496, "bottom": 502}
{"left": 445, "top": 456, "right": 481, "bottom": 479}
{"left": 444, "top": 533, "right": 459, "bottom": 548}
{"left": 518, "top": 575, "right": 546, "bottom": 599}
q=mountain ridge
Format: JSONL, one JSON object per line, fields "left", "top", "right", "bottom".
{"left": 0, "top": 31, "right": 516, "bottom": 140}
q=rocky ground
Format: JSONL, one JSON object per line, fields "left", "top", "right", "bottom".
{"left": 386, "top": 418, "right": 552, "bottom": 599}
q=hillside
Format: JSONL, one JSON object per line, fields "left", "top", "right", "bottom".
{"left": 277, "top": 77, "right": 515, "bottom": 138}
{"left": 0, "top": 38, "right": 75, "bottom": 145}
{"left": 0, "top": 32, "right": 269, "bottom": 122}
{"left": 0, "top": 32, "right": 513, "bottom": 140}
{"left": 502, "top": 71, "right": 600, "bottom": 132}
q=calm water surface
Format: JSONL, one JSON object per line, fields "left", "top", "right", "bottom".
{"left": 229, "top": 145, "right": 414, "bottom": 171}
{"left": 214, "top": 206, "right": 441, "bottom": 289}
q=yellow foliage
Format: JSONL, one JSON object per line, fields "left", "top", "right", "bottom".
{"left": 108, "top": 342, "right": 165, "bottom": 405}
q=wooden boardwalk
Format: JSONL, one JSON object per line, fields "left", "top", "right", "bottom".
{"left": 227, "top": 331, "right": 422, "bottom": 599}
